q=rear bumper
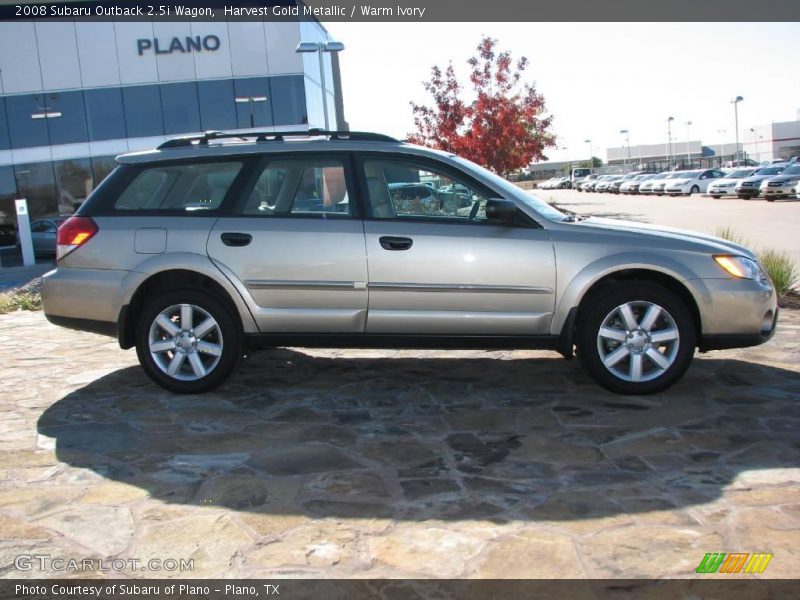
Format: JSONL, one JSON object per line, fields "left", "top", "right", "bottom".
{"left": 42, "top": 266, "right": 130, "bottom": 325}
{"left": 44, "top": 314, "right": 117, "bottom": 338}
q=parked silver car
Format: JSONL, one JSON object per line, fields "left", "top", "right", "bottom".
{"left": 735, "top": 165, "right": 787, "bottom": 199}
{"left": 16, "top": 216, "right": 68, "bottom": 256}
{"left": 42, "top": 130, "right": 778, "bottom": 395}
{"left": 760, "top": 164, "right": 800, "bottom": 201}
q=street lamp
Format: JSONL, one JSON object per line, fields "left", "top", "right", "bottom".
{"left": 685, "top": 120, "right": 692, "bottom": 166}
{"left": 620, "top": 129, "right": 631, "bottom": 171}
{"left": 234, "top": 96, "right": 268, "bottom": 129}
{"left": 584, "top": 139, "right": 592, "bottom": 170}
{"left": 731, "top": 96, "right": 743, "bottom": 163}
{"left": 667, "top": 116, "right": 675, "bottom": 169}
{"left": 296, "top": 40, "right": 346, "bottom": 131}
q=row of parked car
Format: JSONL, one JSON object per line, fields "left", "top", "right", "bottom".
{"left": 569, "top": 157, "right": 800, "bottom": 200}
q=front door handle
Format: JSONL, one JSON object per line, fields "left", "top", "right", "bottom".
{"left": 221, "top": 232, "right": 252, "bottom": 247}
{"left": 379, "top": 236, "right": 413, "bottom": 251}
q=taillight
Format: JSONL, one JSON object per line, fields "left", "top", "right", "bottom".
{"left": 56, "top": 216, "right": 98, "bottom": 261}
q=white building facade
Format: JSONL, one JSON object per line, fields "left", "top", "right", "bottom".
{"left": 0, "top": 18, "right": 344, "bottom": 220}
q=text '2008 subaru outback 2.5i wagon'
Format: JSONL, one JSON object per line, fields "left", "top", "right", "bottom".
{"left": 42, "top": 130, "right": 778, "bottom": 395}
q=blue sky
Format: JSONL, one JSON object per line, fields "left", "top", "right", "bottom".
{"left": 329, "top": 22, "right": 800, "bottom": 162}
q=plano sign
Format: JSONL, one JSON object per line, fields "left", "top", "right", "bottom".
{"left": 137, "top": 35, "right": 221, "bottom": 56}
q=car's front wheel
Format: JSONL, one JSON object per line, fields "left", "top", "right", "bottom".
{"left": 690, "top": 185, "right": 700, "bottom": 195}
{"left": 576, "top": 282, "right": 696, "bottom": 394}
{"left": 135, "top": 289, "right": 242, "bottom": 393}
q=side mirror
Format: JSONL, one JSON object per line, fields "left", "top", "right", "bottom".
{"left": 485, "top": 198, "right": 517, "bottom": 222}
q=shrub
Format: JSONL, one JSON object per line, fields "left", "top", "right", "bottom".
{"left": 759, "top": 248, "right": 800, "bottom": 297}
{"left": 714, "top": 226, "right": 799, "bottom": 298}
{"left": 714, "top": 226, "right": 749, "bottom": 247}
{"left": 0, "top": 289, "right": 42, "bottom": 314}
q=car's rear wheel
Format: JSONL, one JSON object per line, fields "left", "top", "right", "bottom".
{"left": 576, "top": 282, "right": 696, "bottom": 394}
{"left": 135, "top": 289, "right": 242, "bottom": 393}
{"left": 711, "top": 195, "right": 721, "bottom": 199}
{"left": 766, "top": 197, "right": 775, "bottom": 202}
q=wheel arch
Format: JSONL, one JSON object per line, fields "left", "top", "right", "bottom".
{"left": 118, "top": 265, "right": 256, "bottom": 350}
{"left": 554, "top": 260, "right": 704, "bottom": 354}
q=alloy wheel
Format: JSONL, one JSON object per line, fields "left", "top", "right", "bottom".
{"left": 596, "top": 301, "right": 680, "bottom": 383}
{"left": 148, "top": 303, "right": 223, "bottom": 381}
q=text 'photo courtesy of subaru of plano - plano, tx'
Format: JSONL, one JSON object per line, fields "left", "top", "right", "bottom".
{"left": 42, "top": 130, "right": 778, "bottom": 395}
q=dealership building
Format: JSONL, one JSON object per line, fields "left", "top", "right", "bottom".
{"left": 0, "top": 17, "right": 347, "bottom": 223}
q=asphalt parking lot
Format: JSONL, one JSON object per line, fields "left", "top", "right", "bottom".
{"left": 1, "top": 309, "right": 798, "bottom": 579}
{"left": 534, "top": 189, "right": 800, "bottom": 264}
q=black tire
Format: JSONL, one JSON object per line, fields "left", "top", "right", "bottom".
{"left": 766, "top": 198, "right": 775, "bottom": 202}
{"left": 575, "top": 282, "right": 696, "bottom": 395}
{"left": 690, "top": 185, "right": 700, "bottom": 195}
{"left": 135, "top": 288, "right": 242, "bottom": 393}
{"left": 711, "top": 195, "right": 721, "bottom": 199}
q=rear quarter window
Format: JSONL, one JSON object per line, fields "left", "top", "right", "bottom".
{"left": 114, "top": 161, "right": 243, "bottom": 212}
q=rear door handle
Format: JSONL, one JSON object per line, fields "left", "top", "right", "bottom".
{"left": 221, "top": 232, "right": 252, "bottom": 247}
{"left": 379, "top": 236, "right": 413, "bottom": 251}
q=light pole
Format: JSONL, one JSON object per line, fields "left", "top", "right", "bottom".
{"left": 667, "top": 116, "right": 675, "bottom": 169}
{"left": 296, "top": 40, "right": 345, "bottom": 131}
{"left": 731, "top": 96, "right": 743, "bottom": 164}
{"left": 620, "top": 129, "right": 631, "bottom": 172}
{"left": 234, "top": 96, "right": 268, "bottom": 129}
{"left": 685, "top": 120, "right": 692, "bottom": 166}
{"left": 584, "top": 139, "right": 592, "bottom": 171}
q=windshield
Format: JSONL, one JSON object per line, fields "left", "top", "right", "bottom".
{"left": 673, "top": 171, "right": 701, "bottom": 178}
{"left": 726, "top": 169, "right": 756, "bottom": 178}
{"left": 755, "top": 167, "right": 785, "bottom": 176}
{"left": 452, "top": 156, "right": 567, "bottom": 221}
{"left": 782, "top": 165, "right": 800, "bottom": 176}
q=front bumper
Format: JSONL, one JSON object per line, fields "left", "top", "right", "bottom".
{"left": 692, "top": 276, "right": 778, "bottom": 351}
{"left": 707, "top": 187, "right": 736, "bottom": 196}
{"left": 762, "top": 184, "right": 795, "bottom": 197}
{"left": 735, "top": 185, "right": 760, "bottom": 196}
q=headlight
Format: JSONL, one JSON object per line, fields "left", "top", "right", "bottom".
{"left": 713, "top": 255, "right": 762, "bottom": 279}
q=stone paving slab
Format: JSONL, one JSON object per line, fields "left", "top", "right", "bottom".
{"left": 0, "top": 310, "right": 798, "bottom": 579}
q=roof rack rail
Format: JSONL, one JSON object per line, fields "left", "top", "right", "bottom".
{"left": 157, "top": 129, "right": 398, "bottom": 150}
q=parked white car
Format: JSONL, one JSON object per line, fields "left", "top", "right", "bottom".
{"left": 664, "top": 169, "right": 725, "bottom": 196}
{"left": 595, "top": 176, "right": 623, "bottom": 193}
{"left": 707, "top": 168, "right": 758, "bottom": 199}
{"left": 642, "top": 172, "right": 678, "bottom": 196}
{"left": 620, "top": 173, "right": 658, "bottom": 195}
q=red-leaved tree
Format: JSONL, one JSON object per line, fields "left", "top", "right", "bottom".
{"left": 409, "top": 37, "right": 556, "bottom": 176}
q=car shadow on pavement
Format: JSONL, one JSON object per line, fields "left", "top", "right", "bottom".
{"left": 37, "top": 350, "right": 800, "bottom": 522}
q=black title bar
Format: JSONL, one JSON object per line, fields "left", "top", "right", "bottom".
{"left": 1, "top": 0, "right": 798, "bottom": 22}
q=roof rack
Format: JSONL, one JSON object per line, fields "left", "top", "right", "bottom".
{"left": 157, "top": 129, "right": 398, "bottom": 150}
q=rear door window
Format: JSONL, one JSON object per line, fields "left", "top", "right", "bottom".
{"left": 238, "top": 156, "right": 354, "bottom": 218}
{"left": 114, "top": 161, "right": 243, "bottom": 212}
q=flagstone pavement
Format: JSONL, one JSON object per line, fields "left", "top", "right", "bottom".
{"left": 0, "top": 310, "right": 798, "bottom": 580}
